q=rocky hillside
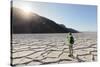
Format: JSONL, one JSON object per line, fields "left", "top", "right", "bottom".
{"left": 11, "top": 7, "right": 78, "bottom": 33}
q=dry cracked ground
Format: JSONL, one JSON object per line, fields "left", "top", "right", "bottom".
{"left": 11, "top": 33, "right": 97, "bottom": 66}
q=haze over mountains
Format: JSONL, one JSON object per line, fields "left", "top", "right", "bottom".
{"left": 11, "top": 7, "right": 79, "bottom": 33}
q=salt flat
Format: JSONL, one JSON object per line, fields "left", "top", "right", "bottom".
{"left": 11, "top": 32, "right": 97, "bottom": 66}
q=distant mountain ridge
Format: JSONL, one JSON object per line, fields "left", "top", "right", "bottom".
{"left": 11, "top": 7, "right": 79, "bottom": 33}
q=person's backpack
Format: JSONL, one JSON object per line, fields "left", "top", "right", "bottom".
{"left": 70, "top": 36, "right": 74, "bottom": 44}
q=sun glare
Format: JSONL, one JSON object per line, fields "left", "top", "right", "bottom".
{"left": 20, "top": 5, "right": 32, "bottom": 13}
{"left": 19, "top": 5, "right": 32, "bottom": 16}
{"left": 14, "top": 2, "right": 39, "bottom": 20}
{"left": 16, "top": 4, "right": 33, "bottom": 19}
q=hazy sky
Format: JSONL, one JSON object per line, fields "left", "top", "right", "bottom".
{"left": 13, "top": 0, "right": 97, "bottom": 32}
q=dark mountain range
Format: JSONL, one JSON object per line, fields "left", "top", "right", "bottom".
{"left": 11, "top": 7, "right": 79, "bottom": 33}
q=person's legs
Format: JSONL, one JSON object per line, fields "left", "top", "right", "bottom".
{"left": 70, "top": 45, "right": 73, "bottom": 57}
{"left": 68, "top": 45, "right": 71, "bottom": 57}
{"left": 72, "top": 45, "right": 73, "bottom": 55}
{"left": 71, "top": 45, "right": 73, "bottom": 56}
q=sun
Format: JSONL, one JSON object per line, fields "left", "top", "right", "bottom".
{"left": 15, "top": 4, "right": 34, "bottom": 20}
{"left": 19, "top": 4, "right": 32, "bottom": 14}
{"left": 14, "top": 2, "right": 39, "bottom": 20}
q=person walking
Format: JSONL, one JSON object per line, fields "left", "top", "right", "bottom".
{"left": 67, "top": 32, "right": 74, "bottom": 57}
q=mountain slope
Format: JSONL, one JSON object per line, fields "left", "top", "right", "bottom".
{"left": 11, "top": 7, "right": 79, "bottom": 33}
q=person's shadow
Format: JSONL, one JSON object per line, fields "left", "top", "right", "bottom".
{"left": 69, "top": 55, "right": 85, "bottom": 62}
